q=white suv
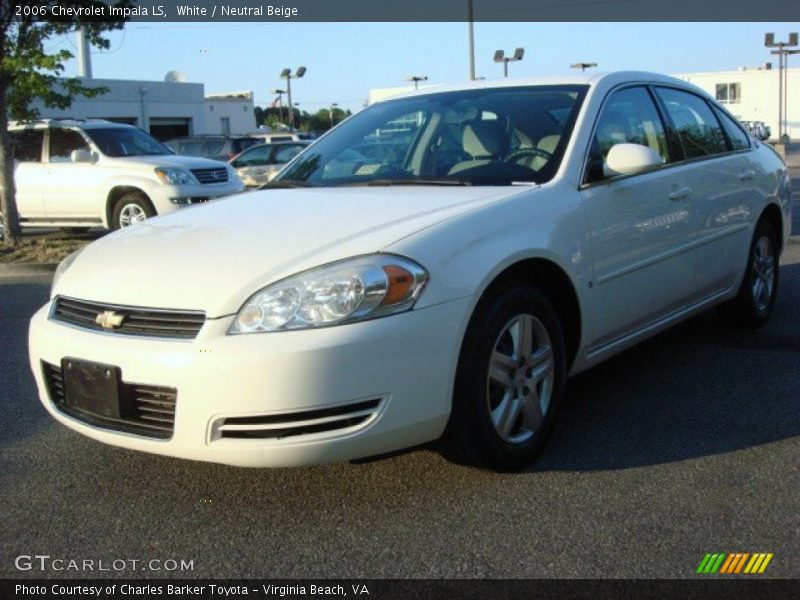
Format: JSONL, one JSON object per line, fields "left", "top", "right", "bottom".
{"left": 6, "top": 119, "right": 244, "bottom": 231}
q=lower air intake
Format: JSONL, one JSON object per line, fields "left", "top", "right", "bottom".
{"left": 217, "top": 399, "right": 381, "bottom": 440}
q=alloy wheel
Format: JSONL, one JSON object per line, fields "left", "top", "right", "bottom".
{"left": 486, "top": 313, "right": 555, "bottom": 445}
{"left": 751, "top": 235, "right": 775, "bottom": 312}
{"left": 118, "top": 203, "right": 147, "bottom": 228}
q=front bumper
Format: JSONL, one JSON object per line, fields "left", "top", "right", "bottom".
{"left": 151, "top": 180, "right": 245, "bottom": 215}
{"left": 28, "top": 297, "right": 470, "bottom": 467}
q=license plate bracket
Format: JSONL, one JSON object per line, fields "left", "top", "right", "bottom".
{"left": 61, "top": 358, "right": 124, "bottom": 419}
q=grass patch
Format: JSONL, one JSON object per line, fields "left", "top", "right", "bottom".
{"left": 0, "top": 231, "right": 102, "bottom": 264}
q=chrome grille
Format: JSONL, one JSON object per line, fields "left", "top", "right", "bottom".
{"left": 216, "top": 399, "right": 381, "bottom": 440}
{"left": 191, "top": 168, "right": 229, "bottom": 184}
{"left": 42, "top": 361, "right": 177, "bottom": 440}
{"left": 52, "top": 297, "right": 205, "bottom": 340}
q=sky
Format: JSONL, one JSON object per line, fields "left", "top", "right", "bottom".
{"left": 47, "top": 22, "right": 799, "bottom": 113}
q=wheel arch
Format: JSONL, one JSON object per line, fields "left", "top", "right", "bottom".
{"left": 759, "top": 202, "right": 784, "bottom": 253}
{"left": 468, "top": 257, "right": 583, "bottom": 371}
{"left": 106, "top": 186, "right": 153, "bottom": 228}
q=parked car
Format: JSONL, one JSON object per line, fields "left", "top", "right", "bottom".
{"left": 164, "top": 135, "right": 262, "bottom": 161}
{"left": 6, "top": 120, "right": 244, "bottom": 231}
{"left": 249, "top": 131, "right": 302, "bottom": 143}
{"left": 30, "top": 72, "right": 792, "bottom": 470}
{"left": 229, "top": 141, "right": 310, "bottom": 187}
{"left": 741, "top": 120, "right": 771, "bottom": 141}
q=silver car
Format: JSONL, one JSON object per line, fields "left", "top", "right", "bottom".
{"left": 229, "top": 141, "right": 309, "bottom": 187}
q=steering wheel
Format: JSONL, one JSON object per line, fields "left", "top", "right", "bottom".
{"left": 504, "top": 147, "right": 553, "bottom": 164}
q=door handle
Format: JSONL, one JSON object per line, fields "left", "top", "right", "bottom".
{"left": 739, "top": 170, "right": 756, "bottom": 182}
{"left": 668, "top": 186, "right": 693, "bottom": 201}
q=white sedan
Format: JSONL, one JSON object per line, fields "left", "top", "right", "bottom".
{"left": 29, "top": 72, "right": 792, "bottom": 470}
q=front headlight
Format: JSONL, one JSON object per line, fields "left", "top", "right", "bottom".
{"left": 229, "top": 254, "right": 428, "bottom": 334}
{"left": 155, "top": 167, "right": 194, "bottom": 185}
{"left": 51, "top": 248, "right": 84, "bottom": 295}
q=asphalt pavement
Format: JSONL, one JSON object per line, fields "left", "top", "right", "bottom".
{"left": 1, "top": 188, "right": 798, "bottom": 579}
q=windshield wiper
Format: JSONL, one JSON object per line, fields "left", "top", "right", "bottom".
{"left": 344, "top": 178, "right": 473, "bottom": 187}
{"left": 259, "top": 180, "right": 317, "bottom": 189}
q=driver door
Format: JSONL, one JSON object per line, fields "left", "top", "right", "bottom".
{"left": 43, "top": 128, "right": 100, "bottom": 221}
{"left": 580, "top": 86, "right": 696, "bottom": 353}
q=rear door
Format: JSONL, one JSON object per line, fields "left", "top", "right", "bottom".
{"left": 10, "top": 129, "right": 46, "bottom": 219}
{"left": 580, "top": 85, "right": 696, "bottom": 351}
{"left": 653, "top": 87, "right": 759, "bottom": 296}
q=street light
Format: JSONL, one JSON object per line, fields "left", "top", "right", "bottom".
{"left": 273, "top": 89, "right": 286, "bottom": 125}
{"left": 493, "top": 47, "right": 524, "bottom": 78}
{"left": 330, "top": 102, "right": 338, "bottom": 128}
{"left": 570, "top": 62, "right": 598, "bottom": 72}
{"left": 765, "top": 32, "right": 798, "bottom": 143}
{"left": 405, "top": 75, "right": 428, "bottom": 90}
{"left": 280, "top": 66, "right": 306, "bottom": 128}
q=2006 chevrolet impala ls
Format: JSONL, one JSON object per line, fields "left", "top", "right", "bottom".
{"left": 29, "top": 72, "right": 792, "bottom": 470}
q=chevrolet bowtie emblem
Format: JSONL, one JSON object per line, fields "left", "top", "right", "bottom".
{"left": 96, "top": 310, "right": 125, "bottom": 329}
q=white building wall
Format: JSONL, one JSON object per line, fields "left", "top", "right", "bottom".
{"left": 32, "top": 78, "right": 207, "bottom": 135}
{"left": 204, "top": 94, "right": 256, "bottom": 134}
{"left": 676, "top": 68, "right": 800, "bottom": 140}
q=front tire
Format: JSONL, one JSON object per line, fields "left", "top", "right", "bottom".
{"left": 442, "top": 283, "right": 567, "bottom": 471}
{"left": 717, "top": 218, "right": 779, "bottom": 328}
{"left": 112, "top": 193, "right": 155, "bottom": 229}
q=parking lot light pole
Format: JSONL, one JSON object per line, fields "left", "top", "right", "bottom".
{"left": 467, "top": 0, "right": 476, "bottom": 80}
{"left": 330, "top": 103, "right": 338, "bottom": 128}
{"left": 273, "top": 89, "right": 286, "bottom": 125}
{"left": 765, "top": 32, "right": 798, "bottom": 142}
{"left": 405, "top": 75, "right": 428, "bottom": 90}
{"left": 570, "top": 62, "right": 598, "bottom": 72}
{"left": 280, "top": 66, "right": 306, "bottom": 129}
{"left": 493, "top": 47, "right": 524, "bottom": 77}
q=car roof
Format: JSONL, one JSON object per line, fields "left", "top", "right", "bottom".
{"left": 167, "top": 134, "right": 259, "bottom": 141}
{"left": 374, "top": 71, "right": 708, "bottom": 102}
{"left": 9, "top": 119, "right": 134, "bottom": 131}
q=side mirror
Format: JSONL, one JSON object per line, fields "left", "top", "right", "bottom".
{"left": 604, "top": 143, "right": 663, "bottom": 177}
{"left": 71, "top": 149, "right": 95, "bottom": 163}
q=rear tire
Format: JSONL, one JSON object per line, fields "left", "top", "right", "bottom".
{"left": 441, "top": 283, "right": 567, "bottom": 471}
{"left": 112, "top": 193, "right": 155, "bottom": 230}
{"left": 717, "top": 218, "right": 779, "bottom": 328}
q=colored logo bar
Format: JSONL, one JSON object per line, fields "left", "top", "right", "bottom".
{"left": 696, "top": 552, "right": 773, "bottom": 574}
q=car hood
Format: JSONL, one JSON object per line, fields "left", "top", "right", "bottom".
{"left": 54, "top": 185, "right": 528, "bottom": 317}
{"left": 110, "top": 154, "right": 230, "bottom": 170}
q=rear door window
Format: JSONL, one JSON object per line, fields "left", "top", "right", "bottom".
{"left": 655, "top": 87, "right": 727, "bottom": 159}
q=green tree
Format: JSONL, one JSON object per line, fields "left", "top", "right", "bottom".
{"left": 1, "top": 1, "right": 133, "bottom": 247}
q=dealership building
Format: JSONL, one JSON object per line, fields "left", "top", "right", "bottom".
{"left": 676, "top": 66, "right": 800, "bottom": 140}
{"left": 31, "top": 72, "right": 256, "bottom": 141}
{"left": 369, "top": 67, "right": 800, "bottom": 141}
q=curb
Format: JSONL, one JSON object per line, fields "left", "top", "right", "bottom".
{"left": 0, "top": 262, "right": 58, "bottom": 277}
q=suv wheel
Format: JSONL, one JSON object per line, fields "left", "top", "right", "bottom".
{"left": 442, "top": 283, "right": 567, "bottom": 471}
{"left": 112, "top": 193, "right": 154, "bottom": 229}
{"left": 717, "top": 218, "right": 779, "bottom": 328}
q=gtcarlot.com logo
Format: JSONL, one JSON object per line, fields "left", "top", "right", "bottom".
{"left": 14, "top": 554, "right": 194, "bottom": 572}
{"left": 696, "top": 552, "right": 774, "bottom": 574}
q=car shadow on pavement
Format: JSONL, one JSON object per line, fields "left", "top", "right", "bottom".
{"left": 0, "top": 280, "right": 56, "bottom": 451}
{"left": 534, "top": 261, "right": 800, "bottom": 473}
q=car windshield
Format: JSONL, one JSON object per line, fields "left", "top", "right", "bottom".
{"left": 275, "top": 85, "right": 587, "bottom": 187}
{"left": 84, "top": 127, "right": 172, "bottom": 157}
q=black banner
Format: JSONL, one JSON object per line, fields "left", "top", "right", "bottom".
{"left": 9, "top": 0, "right": 800, "bottom": 22}
{"left": 2, "top": 579, "right": 800, "bottom": 600}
